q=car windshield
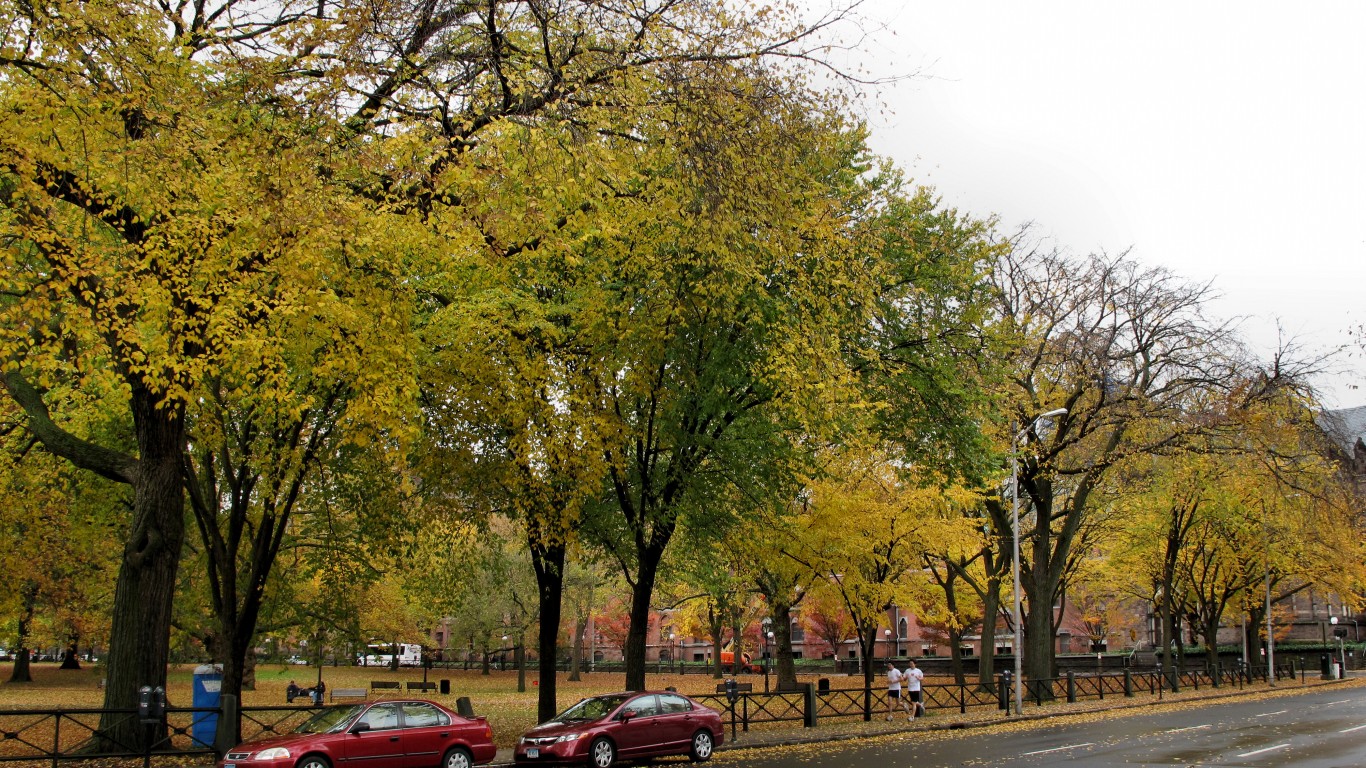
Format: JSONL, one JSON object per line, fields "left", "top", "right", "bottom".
{"left": 294, "top": 705, "right": 365, "bottom": 734}
{"left": 552, "top": 695, "right": 633, "bottom": 723}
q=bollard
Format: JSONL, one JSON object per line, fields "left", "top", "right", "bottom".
{"left": 1066, "top": 672, "right": 1076, "bottom": 703}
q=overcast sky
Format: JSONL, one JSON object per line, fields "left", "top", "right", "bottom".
{"left": 811, "top": 0, "right": 1366, "bottom": 408}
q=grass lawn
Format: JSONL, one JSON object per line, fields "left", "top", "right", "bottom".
{"left": 0, "top": 662, "right": 844, "bottom": 748}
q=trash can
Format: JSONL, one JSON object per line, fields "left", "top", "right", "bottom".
{"left": 817, "top": 678, "right": 830, "bottom": 693}
{"left": 440, "top": 679, "right": 450, "bottom": 695}
{"left": 1321, "top": 654, "right": 1332, "bottom": 680}
{"left": 191, "top": 664, "right": 223, "bottom": 747}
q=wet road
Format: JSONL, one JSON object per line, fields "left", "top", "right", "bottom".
{"left": 717, "top": 686, "right": 1366, "bottom": 767}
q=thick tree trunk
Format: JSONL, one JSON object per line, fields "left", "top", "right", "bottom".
{"left": 530, "top": 541, "right": 565, "bottom": 722}
{"left": 772, "top": 601, "right": 797, "bottom": 690}
{"left": 9, "top": 583, "right": 37, "bottom": 683}
{"left": 61, "top": 636, "right": 82, "bottom": 670}
{"left": 624, "top": 557, "right": 661, "bottom": 691}
{"left": 98, "top": 397, "right": 186, "bottom": 752}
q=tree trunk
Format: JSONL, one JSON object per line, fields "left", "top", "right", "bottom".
{"left": 624, "top": 556, "right": 661, "bottom": 691}
{"left": 568, "top": 615, "right": 585, "bottom": 682}
{"left": 978, "top": 581, "right": 1001, "bottom": 687}
{"left": 530, "top": 540, "right": 565, "bottom": 722}
{"left": 61, "top": 636, "right": 82, "bottom": 670}
{"left": 99, "top": 397, "right": 186, "bottom": 751}
{"left": 858, "top": 624, "right": 877, "bottom": 721}
{"left": 772, "top": 602, "right": 797, "bottom": 690}
{"left": 9, "top": 583, "right": 37, "bottom": 683}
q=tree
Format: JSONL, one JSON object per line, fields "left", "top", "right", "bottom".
{"left": 788, "top": 444, "right": 976, "bottom": 718}
{"left": 0, "top": 1, "right": 422, "bottom": 743}
{"left": 987, "top": 243, "right": 1251, "bottom": 687}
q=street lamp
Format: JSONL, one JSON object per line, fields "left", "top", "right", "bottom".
{"left": 1012, "top": 407, "right": 1067, "bottom": 716}
{"left": 1331, "top": 617, "right": 1346, "bottom": 677}
{"left": 669, "top": 633, "right": 677, "bottom": 674}
{"left": 763, "top": 631, "right": 774, "bottom": 692}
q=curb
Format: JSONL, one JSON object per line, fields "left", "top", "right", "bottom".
{"left": 484, "top": 675, "right": 1362, "bottom": 766}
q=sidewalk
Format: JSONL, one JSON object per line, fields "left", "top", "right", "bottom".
{"left": 485, "top": 675, "right": 1363, "bottom": 765}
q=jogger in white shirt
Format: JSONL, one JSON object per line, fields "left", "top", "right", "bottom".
{"left": 885, "top": 660, "right": 911, "bottom": 719}
{"left": 903, "top": 659, "right": 925, "bottom": 720}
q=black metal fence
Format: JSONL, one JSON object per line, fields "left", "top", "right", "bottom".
{"left": 0, "top": 657, "right": 1339, "bottom": 766}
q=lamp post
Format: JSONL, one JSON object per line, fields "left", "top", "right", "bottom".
{"left": 1331, "top": 617, "right": 1346, "bottom": 677}
{"left": 1012, "top": 407, "right": 1067, "bottom": 716}
{"left": 763, "top": 631, "right": 774, "bottom": 692}
{"left": 669, "top": 633, "right": 677, "bottom": 674}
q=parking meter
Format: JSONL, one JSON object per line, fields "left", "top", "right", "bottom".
{"left": 138, "top": 686, "right": 166, "bottom": 723}
{"left": 724, "top": 678, "right": 738, "bottom": 704}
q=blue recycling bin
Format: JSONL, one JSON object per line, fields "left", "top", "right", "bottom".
{"left": 191, "top": 664, "right": 223, "bottom": 747}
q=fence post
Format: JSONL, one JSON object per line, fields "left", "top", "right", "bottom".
{"left": 215, "top": 694, "right": 239, "bottom": 756}
{"left": 803, "top": 683, "right": 818, "bottom": 728}
{"left": 1123, "top": 669, "right": 1133, "bottom": 697}
{"left": 1066, "top": 672, "right": 1076, "bottom": 703}
{"left": 742, "top": 694, "right": 750, "bottom": 733}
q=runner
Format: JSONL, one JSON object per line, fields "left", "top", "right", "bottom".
{"left": 903, "top": 659, "right": 925, "bottom": 720}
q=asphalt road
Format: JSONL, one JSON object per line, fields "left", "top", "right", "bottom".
{"left": 715, "top": 686, "right": 1366, "bottom": 768}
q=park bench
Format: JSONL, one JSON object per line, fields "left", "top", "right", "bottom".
{"left": 715, "top": 682, "right": 754, "bottom": 693}
{"left": 331, "top": 688, "right": 368, "bottom": 702}
{"left": 371, "top": 680, "right": 402, "bottom": 694}
{"left": 407, "top": 682, "right": 438, "bottom": 692}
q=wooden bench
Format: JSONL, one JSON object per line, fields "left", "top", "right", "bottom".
{"left": 331, "top": 688, "right": 368, "bottom": 702}
{"left": 371, "top": 680, "right": 402, "bottom": 694}
{"left": 715, "top": 682, "right": 754, "bottom": 694}
{"left": 407, "top": 681, "right": 438, "bottom": 692}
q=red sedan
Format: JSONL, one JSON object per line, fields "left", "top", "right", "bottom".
{"left": 514, "top": 691, "right": 723, "bottom": 766}
{"left": 218, "top": 699, "right": 496, "bottom": 768}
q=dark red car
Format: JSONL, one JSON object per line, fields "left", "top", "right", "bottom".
{"left": 514, "top": 691, "right": 722, "bottom": 766}
{"left": 218, "top": 699, "right": 496, "bottom": 768}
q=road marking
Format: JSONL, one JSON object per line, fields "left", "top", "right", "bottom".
{"left": 1238, "top": 744, "right": 1290, "bottom": 757}
{"left": 1023, "top": 743, "right": 1094, "bottom": 756}
{"left": 1165, "top": 725, "right": 1211, "bottom": 734}
{"left": 1255, "top": 709, "right": 1288, "bottom": 718}
{"left": 1326, "top": 699, "right": 1352, "bottom": 705}
{"left": 1340, "top": 724, "right": 1366, "bottom": 733}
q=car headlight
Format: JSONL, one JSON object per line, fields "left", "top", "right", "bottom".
{"left": 554, "top": 733, "right": 588, "bottom": 743}
{"left": 254, "top": 748, "right": 292, "bottom": 760}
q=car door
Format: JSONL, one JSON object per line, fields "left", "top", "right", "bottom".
{"left": 398, "top": 702, "right": 453, "bottom": 768}
{"left": 611, "top": 694, "right": 662, "bottom": 758}
{"left": 654, "top": 693, "right": 698, "bottom": 752}
{"left": 342, "top": 703, "right": 404, "bottom": 768}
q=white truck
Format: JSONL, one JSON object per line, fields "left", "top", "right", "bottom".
{"left": 360, "top": 643, "right": 424, "bottom": 667}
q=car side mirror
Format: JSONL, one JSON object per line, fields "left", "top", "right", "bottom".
{"left": 619, "top": 710, "right": 636, "bottom": 723}
{"left": 351, "top": 722, "right": 372, "bottom": 734}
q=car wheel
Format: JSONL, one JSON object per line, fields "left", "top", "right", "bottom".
{"left": 442, "top": 747, "right": 472, "bottom": 768}
{"left": 689, "top": 730, "right": 713, "bottom": 762}
{"left": 297, "top": 756, "right": 331, "bottom": 768}
{"left": 589, "top": 736, "right": 616, "bottom": 768}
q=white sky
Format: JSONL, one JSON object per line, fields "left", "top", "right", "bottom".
{"left": 809, "top": 0, "right": 1366, "bottom": 408}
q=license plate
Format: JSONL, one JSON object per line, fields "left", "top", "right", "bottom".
{"left": 225, "top": 764, "right": 235, "bottom": 768}
{"left": 526, "top": 748, "right": 539, "bottom": 759}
